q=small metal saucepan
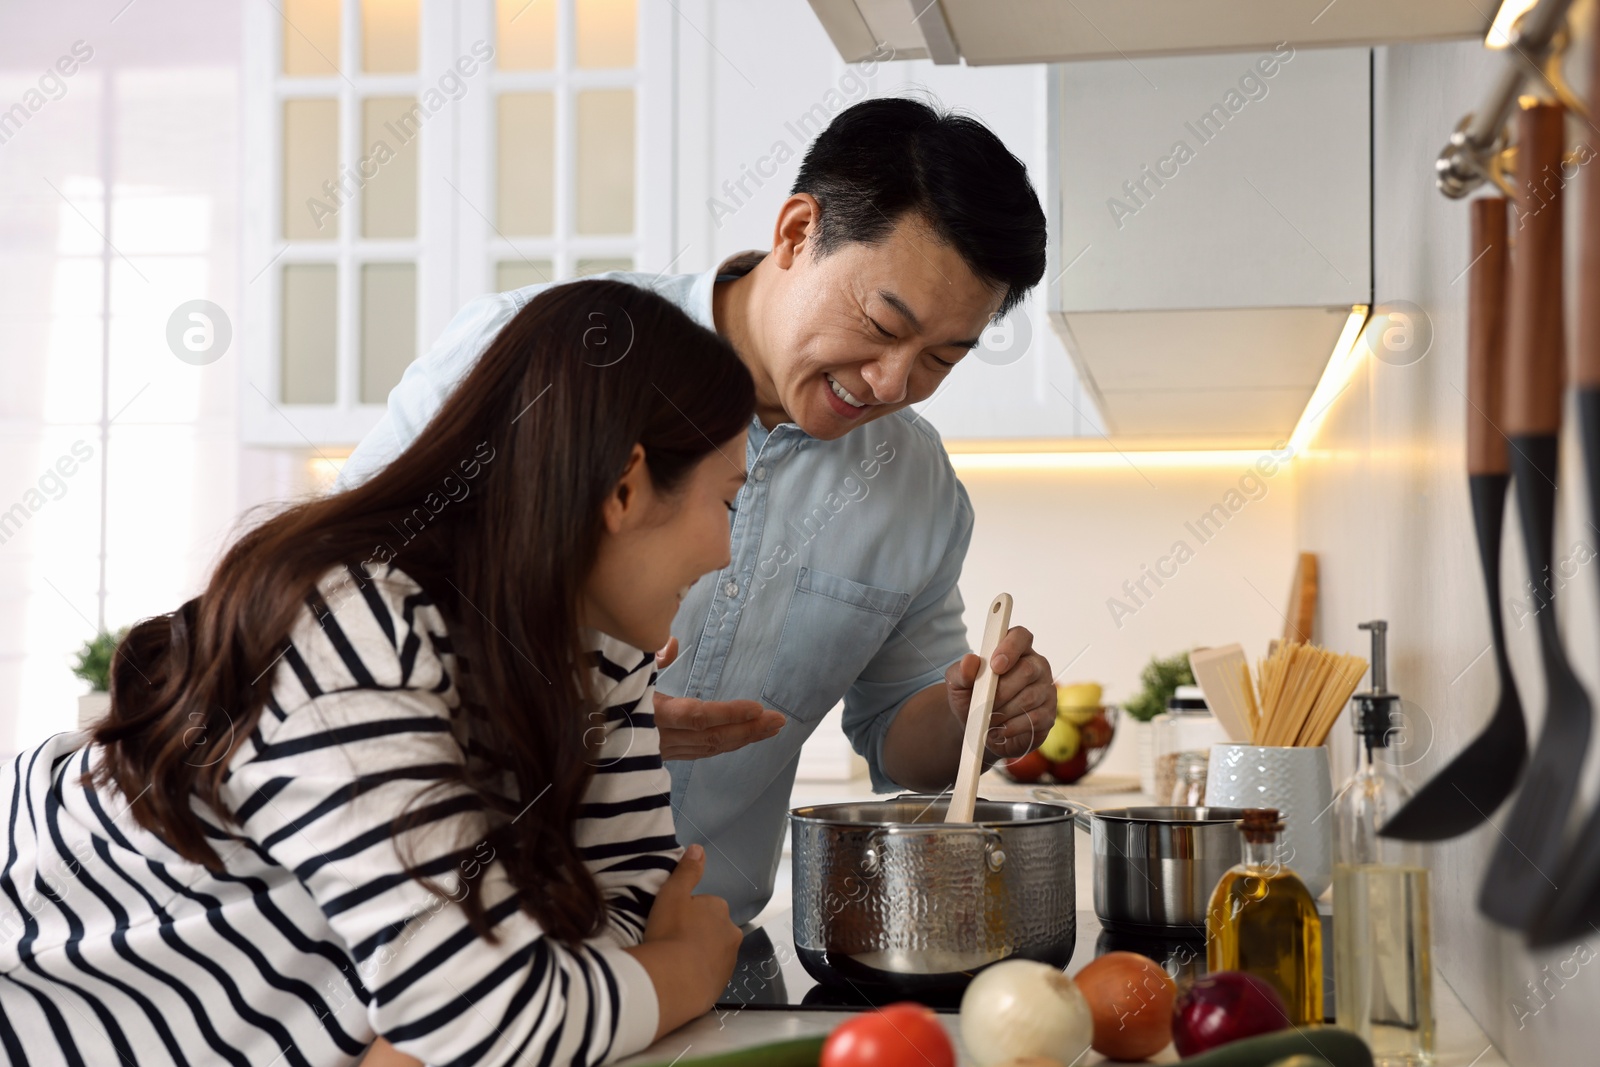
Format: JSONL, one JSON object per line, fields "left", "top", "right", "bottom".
{"left": 1035, "top": 788, "right": 1245, "bottom": 937}
{"left": 789, "top": 794, "right": 1077, "bottom": 994}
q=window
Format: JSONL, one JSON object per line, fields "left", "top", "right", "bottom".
{"left": 242, "top": 0, "right": 671, "bottom": 446}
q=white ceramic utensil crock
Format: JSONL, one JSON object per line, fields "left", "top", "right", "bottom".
{"left": 1205, "top": 744, "right": 1334, "bottom": 897}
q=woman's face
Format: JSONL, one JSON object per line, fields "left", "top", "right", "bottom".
{"left": 583, "top": 434, "right": 749, "bottom": 652}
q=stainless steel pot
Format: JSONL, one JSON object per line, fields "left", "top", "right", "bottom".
{"left": 789, "top": 794, "right": 1076, "bottom": 993}
{"left": 1037, "top": 789, "right": 1245, "bottom": 936}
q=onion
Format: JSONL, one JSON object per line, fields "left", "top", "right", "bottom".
{"left": 1170, "top": 971, "right": 1290, "bottom": 1057}
{"left": 959, "top": 960, "right": 1093, "bottom": 1067}
{"left": 1073, "top": 951, "right": 1176, "bottom": 1060}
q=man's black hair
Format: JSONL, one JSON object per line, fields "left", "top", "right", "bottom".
{"left": 790, "top": 97, "right": 1046, "bottom": 317}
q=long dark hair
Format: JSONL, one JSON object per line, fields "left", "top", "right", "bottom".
{"left": 91, "top": 279, "right": 754, "bottom": 943}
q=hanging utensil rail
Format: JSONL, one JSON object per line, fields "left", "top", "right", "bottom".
{"left": 1437, "top": 0, "right": 1580, "bottom": 199}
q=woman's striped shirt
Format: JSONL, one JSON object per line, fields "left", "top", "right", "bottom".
{"left": 0, "top": 563, "right": 679, "bottom": 1065}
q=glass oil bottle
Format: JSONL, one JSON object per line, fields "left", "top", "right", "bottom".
{"left": 1335, "top": 620, "right": 1434, "bottom": 1065}
{"left": 1207, "top": 807, "right": 1324, "bottom": 1025}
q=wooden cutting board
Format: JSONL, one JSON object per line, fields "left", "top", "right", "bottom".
{"left": 1283, "top": 552, "right": 1318, "bottom": 644}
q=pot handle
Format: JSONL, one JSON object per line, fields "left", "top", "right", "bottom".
{"left": 888, "top": 791, "right": 995, "bottom": 819}
{"left": 1030, "top": 787, "right": 1095, "bottom": 832}
{"left": 862, "top": 825, "right": 1007, "bottom": 873}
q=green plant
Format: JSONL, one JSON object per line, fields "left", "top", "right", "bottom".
{"left": 71, "top": 628, "right": 127, "bottom": 693}
{"left": 1121, "top": 651, "right": 1195, "bottom": 722}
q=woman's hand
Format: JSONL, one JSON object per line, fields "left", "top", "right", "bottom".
{"left": 360, "top": 1038, "right": 422, "bottom": 1066}
{"left": 625, "top": 844, "right": 743, "bottom": 1038}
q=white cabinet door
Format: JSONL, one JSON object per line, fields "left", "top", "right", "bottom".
{"left": 1054, "top": 45, "right": 1372, "bottom": 313}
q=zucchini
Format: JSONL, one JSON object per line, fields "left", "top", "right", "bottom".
{"left": 1176, "top": 1026, "right": 1372, "bottom": 1067}
{"left": 628, "top": 1035, "right": 826, "bottom": 1067}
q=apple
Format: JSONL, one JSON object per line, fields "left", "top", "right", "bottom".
{"left": 1004, "top": 750, "right": 1051, "bottom": 783}
{"left": 1080, "top": 709, "right": 1113, "bottom": 749}
{"left": 1051, "top": 749, "right": 1090, "bottom": 783}
{"left": 1057, "top": 682, "right": 1103, "bottom": 710}
{"left": 1059, "top": 704, "right": 1098, "bottom": 726}
{"left": 1039, "top": 719, "right": 1081, "bottom": 762}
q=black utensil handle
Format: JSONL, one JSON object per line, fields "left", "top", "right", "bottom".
{"left": 1469, "top": 472, "right": 1513, "bottom": 664}
{"left": 1584, "top": 389, "right": 1600, "bottom": 526}
{"left": 1509, "top": 435, "right": 1566, "bottom": 655}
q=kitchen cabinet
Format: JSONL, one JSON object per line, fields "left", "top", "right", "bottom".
{"left": 808, "top": 0, "right": 1488, "bottom": 66}
{"left": 239, "top": 0, "right": 676, "bottom": 448}
{"left": 1048, "top": 47, "right": 1373, "bottom": 446}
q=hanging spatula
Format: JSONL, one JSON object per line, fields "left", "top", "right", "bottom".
{"left": 1382, "top": 196, "right": 1526, "bottom": 841}
{"left": 1477, "top": 101, "right": 1592, "bottom": 932}
{"left": 1529, "top": 36, "right": 1600, "bottom": 942}
{"left": 947, "top": 593, "right": 1013, "bottom": 824}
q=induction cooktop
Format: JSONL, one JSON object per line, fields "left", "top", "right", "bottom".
{"left": 713, "top": 908, "right": 1208, "bottom": 1015}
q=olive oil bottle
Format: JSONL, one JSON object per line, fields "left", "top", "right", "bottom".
{"left": 1207, "top": 807, "right": 1324, "bottom": 1025}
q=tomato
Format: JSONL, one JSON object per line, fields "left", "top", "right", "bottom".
{"left": 821, "top": 1002, "right": 955, "bottom": 1067}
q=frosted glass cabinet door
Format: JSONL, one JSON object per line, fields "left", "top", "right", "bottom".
{"left": 496, "top": 259, "right": 554, "bottom": 292}
{"left": 361, "top": 264, "right": 417, "bottom": 404}
{"left": 244, "top": 0, "right": 658, "bottom": 445}
{"left": 498, "top": 93, "right": 556, "bottom": 236}
{"left": 362, "top": 0, "right": 419, "bottom": 73}
{"left": 283, "top": 99, "right": 339, "bottom": 240}
{"left": 361, "top": 96, "right": 420, "bottom": 239}
{"left": 281, "top": 264, "right": 338, "bottom": 404}
{"left": 282, "top": 0, "right": 340, "bottom": 76}
{"left": 497, "top": 0, "right": 557, "bottom": 70}
{"left": 576, "top": 0, "right": 636, "bottom": 68}
{"left": 575, "top": 257, "right": 631, "bottom": 277}
{"left": 575, "top": 90, "right": 633, "bottom": 235}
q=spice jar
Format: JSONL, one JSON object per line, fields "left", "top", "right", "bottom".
{"left": 1152, "top": 686, "right": 1230, "bottom": 804}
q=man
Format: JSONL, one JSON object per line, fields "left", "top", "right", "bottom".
{"left": 339, "top": 98, "right": 1056, "bottom": 923}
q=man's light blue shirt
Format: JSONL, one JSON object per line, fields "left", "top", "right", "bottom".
{"left": 338, "top": 255, "right": 974, "bottom": 922}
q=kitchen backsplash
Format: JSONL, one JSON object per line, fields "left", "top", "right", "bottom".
{"left": 1303, "top": 34, "right": 1600, "bottom": 1066}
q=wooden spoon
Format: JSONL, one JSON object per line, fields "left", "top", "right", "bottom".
{"left": 947, "top": 593, "right": 1013, "bottom": 823}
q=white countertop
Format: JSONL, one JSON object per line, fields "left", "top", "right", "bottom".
{"left": 618, "top": 773, "right": 1507, "bottom": 1067}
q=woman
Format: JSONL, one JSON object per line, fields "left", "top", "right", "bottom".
{"left": 0, "top": 280, "right": 752, "bottom": 1065}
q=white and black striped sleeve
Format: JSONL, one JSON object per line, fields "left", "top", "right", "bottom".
{"left": 577, "top": 639, "right": 683, "bottom": 948}
{"left": 220, "top": 569, "right": 661, "bottom": 1066}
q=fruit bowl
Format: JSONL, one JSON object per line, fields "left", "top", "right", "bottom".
{"left": 998, "top": 705, "right": 1119, "bottom": 785}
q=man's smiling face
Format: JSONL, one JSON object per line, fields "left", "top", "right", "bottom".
{"left": 760, "top": 208, "right": 1005, "bottom": 440}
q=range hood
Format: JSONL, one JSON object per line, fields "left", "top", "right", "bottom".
{"left": 808, "top": 0, "right": 1490, "bottom": 66}
{"left": 1044, "top": 43, "right": 1374, "bottom": 449}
